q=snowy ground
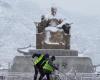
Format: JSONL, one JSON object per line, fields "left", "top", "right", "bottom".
{"left": 0, "top": 0, "right": 100, "bottom": 71}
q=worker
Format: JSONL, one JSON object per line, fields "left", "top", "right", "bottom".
{"left": 32, "top": 52, "right": 49, "bottom": 80}
{"left": 39, "top": 56, "right": 58, "bottom": 80}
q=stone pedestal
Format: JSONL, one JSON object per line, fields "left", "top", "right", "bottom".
{"left": 10, "top": 56, "right": 94, "bottom": 73}
{"left": 36, "top": 31, "right": 71, "bottom": 49}
{"left": 36, "top": 33, "right": 44, "bottom": 49}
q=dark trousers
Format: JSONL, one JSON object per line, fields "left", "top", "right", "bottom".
{"left": 34, "top": 65, "right": 50, "bottom": 80}
{"left": 34, "top": 65, "right": 39, "bottom": 80}
{"left": 39, "top": 71, "right": 50, "bottom": 80}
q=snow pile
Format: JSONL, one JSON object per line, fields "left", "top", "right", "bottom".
{"left": 45, "top": 25, "right": 63, "bottom": 44}
{"left": 18, "top": 45, "right": 36, "bottom": 53}
{"left": 45, "top": 41, "right": 59, "bottom": 45}
{"left": 57, "top": 20, "right": 68, "bottom": 28}
{"left": 45, "top": 13, "right": 63, "bottom": 20}
{"left": 45, "top": 26, "right": 59, "bottom": 44}
{"left": 0, "top": 0, "right": 100, "bottom": 71}
{"left": 45, "top": 26, "right": 58, "bottom": 32}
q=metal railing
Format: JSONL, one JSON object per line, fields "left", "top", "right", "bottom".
{"left": 0, "top": 72, "right": 100, "bottom": 80}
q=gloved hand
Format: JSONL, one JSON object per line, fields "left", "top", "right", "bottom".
{"left": 54, "top": 64, "right": 59, "bottom": 70}
{"left": 55, "top": 67, "right": 59, "bottom": 70}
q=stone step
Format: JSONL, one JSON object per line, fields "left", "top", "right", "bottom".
{"left": 17, "top": 49, "right": 78, "bottom": 56}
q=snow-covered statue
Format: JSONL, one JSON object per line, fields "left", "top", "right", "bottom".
{"left": 51, "top": 7, "right": 57, "bottom": 17}
{"left": 57, "top": 20, "right": 72, "bottom": 34}
{"left": 62, "top": 23, "right": 71, "bottom": 34}
{"left": 35, "top": 7, "right": 71, "bottom": 49}
{"left": 44, "top": 20, "right": 65, "bottom": 45}
{"left": 41, "top": 15, "right": 45, "bottom": 21}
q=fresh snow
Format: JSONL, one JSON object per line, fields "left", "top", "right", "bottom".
{"left": 57, "top": 20, "right": 68, "bottom": 28}
{"left": 45, "top": 26, "right": 63, "bottom": 44}
{"left": 45, "top": 26, "right": 59, "bottom": 32}
{"left": 18, "top": 46, "right": 36, "bottom": 53}
{"left": 45, "top": 40, "right": 59, "bottom": 45}
{"left": 0, "top": 0, "right": 100, "bottom": 71}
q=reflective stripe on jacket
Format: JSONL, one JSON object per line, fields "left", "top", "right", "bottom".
{"left": 34, "top": 54, "right": 44, "bottom": 65}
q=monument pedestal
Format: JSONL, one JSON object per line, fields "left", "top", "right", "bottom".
{"left": 11, "top": 56, "right": 94, "bottom": 73}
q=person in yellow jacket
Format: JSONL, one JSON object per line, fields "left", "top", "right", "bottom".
{"left": 32, "top": 52, "right": 49, "bottom": 80}
{"left": 39, "top": 56, "right": 58, "bottom": 80}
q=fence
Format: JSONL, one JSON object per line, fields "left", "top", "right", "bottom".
{"left": 0, "top": 72, "right": 100, "bottom": 80}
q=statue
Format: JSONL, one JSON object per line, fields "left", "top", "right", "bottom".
{"left": 35, "top": 7, "right": 71, "bottom": 49}
{"left": 44, "top": 18, "right": 65, "bottom": 45}
{"left": 51, "top": 7, "right": 57, "bottom": 17}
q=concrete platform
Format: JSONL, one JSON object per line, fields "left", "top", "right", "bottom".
{"left": 10, "top": 56, "right": 94, "bottom": 73}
